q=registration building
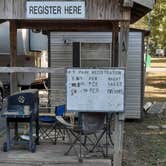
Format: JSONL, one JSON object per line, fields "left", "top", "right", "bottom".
{"left": 0, "top": 0, "right": 155, "bottom": 119}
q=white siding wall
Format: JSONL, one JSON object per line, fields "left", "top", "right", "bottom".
{"left": 126, "top": 32, "right": 143, "bottom": 118}
{"left": 50, "top": 32, "right": 143, "bottom": 118}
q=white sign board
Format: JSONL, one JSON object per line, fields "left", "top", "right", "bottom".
{"left": 26, "top": 1, "right": 85, "bottom": 19}
{"left": 67, "top": 68, "right": 125, "bottom": 112}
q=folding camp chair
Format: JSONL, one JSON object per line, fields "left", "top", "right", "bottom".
{"left": 39, "top": 114, "right": 57, "bottom": 143}
{"left": 90, "top": 113, "right": 114, "bottom": 156}
{"left": 56, "top": 112, "right": 105, "bottom": 162}
{"left": 54, "top": 105, "right": 66, "bottom": 140}
{"left": 39, "top": 105, "right": 65, "bottom": 143}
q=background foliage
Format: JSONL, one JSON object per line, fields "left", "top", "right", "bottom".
{"left": 131, "top": 0, "right": 166, "bottom": 56}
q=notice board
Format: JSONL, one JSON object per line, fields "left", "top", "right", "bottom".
{"left": 66, "top": 68, "right": 125, "bottom": 112}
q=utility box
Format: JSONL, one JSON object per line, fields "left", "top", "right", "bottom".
{"left": 146, "top": 54, "right": 151, "bottom": 68}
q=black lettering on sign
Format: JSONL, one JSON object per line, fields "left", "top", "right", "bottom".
{"left": 34, "top": 6, "right": 38, "bottom": 14}
{"left": 49, "top": 6, "right": 53, "bottom": 14}
{"left": 73, "top": 6, "right": 78, "bottom": 14}
{"left": 64, "top": 6, "right": 82, "bottom": 14}
{"left": 38, "top": 6, "right": 43, "bottom": 14}
{"left": 45, "top": 6, "right": 49, "bottom": 14}
{"left": 78, "top": 6, "right": 82, "bottom": 14}
{"left": 107, "top": 89, "right": 123, "bottom": 94}
{"left": 53, "top": 6, "right": 57, "bottom": 14}
{"left": 52, "top": 6, "right": 61, "bottom": 14}
{"left": 29, "top": 6, "right": 34, "bottom": 14}
{"left": 57, "top": 6, "right": 61, "bottom": 14}
{"left": 64, "top": 6, "right": 68, "bottom": 14}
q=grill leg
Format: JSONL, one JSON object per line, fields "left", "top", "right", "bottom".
{"left": 6, "top": 119, "right": 11, "bottom": 151}
{"left": 36, "top": 117, "right": 39, "bottom": 145}
{"left": 14, "top": 122, "right": 18, "bottom": 140}
{"left": 29, "top": 119, "right": 33, "bottom": 151}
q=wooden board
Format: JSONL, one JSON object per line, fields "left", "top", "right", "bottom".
{"left": 0, "top": 0, "right": 130, "bottom": 20}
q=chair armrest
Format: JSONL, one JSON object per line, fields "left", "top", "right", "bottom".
{"left": 56, "top": 116, "right": 76, "bottom": 128}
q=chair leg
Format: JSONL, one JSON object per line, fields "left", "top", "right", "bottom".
{"left": 55, "top": 128, "right": 65, "bottom": 141}
{"left": 79, "top": 131, "right": 83, "bottom": 163}
{"left": 70, "top": 131, "right": 90, "bottom": 151}
{"left": 90, "top": 129, "right": 106, "bottom": 153}
{"left": 65, "top": 130, "right": 91, "bottom": 162}
{"left": 90, "top": 127, "right": 114, "bottom": 157}
{"left": 39, "top": 124, "right": 57, "bottom": 143}
{"left": 65, "top": 134, "right": 81, "bottom": 155}
{"left": 54, "top": 128, "right": 57, "bottom": 144}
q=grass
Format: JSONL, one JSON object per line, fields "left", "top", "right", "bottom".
{"left": 151, "top": 57, "right": 166, "bottom": 68}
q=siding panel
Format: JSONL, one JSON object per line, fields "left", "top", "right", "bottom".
{"left": 50, "top": 32, "right": 143, "bottom": 118}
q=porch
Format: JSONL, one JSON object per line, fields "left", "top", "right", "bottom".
{"left": 0, "top": 127, "right": 112, "bottom": 166}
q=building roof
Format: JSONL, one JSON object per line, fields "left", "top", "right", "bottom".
{"left": 131, "top": 0, "right": 155, "bottom": 23}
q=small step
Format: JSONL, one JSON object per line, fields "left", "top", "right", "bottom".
{"left": 147, "top": 125, "right": 160, "bottom": 130}
{"left": 148, "top": 102, "right": 165, "bottom": 114}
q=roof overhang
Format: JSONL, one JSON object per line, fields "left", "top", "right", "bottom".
{"left": 15, "top": 20, "right": 121, "bottom": 31}
{"left": 130, "top": 28, "right": 150, "bottom": 36}
{"left": 132, "top": 0, "right": 155, "bottom": 9}
{"left": 0, "top": 20, "right": 6, "bottom": 24}
{"left": 131, "top": 0, "right": 156, "bottom": 23}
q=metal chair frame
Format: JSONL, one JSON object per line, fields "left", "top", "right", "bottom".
{"left": 56, "top": 112, "right": 106, "bottom": 162}
{"left": 38, "top": 105, "right": 66, "bottom": 143}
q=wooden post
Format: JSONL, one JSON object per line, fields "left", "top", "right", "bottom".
{"left": 113, "top": 113, "right": 125, "bottom": 166}
{"left": 113, "top": 21, "right": 130, "bottom": 166}
{"left": 111, "top": 22, "right": 119, "bottom": 67}
{"left": 123, "top": 0, "right": 133, "bottom": 7}
{"left": 111, "top": 21, "right": 124, "bottom": 166}
{"left": 10, "top": 20, "right": 18, "bottom": 94}
{"left": 73, "top": 42, "right": 80, "bottom": 67}
{"left": 119, "top": 21, "right": 130, "bottom": 67}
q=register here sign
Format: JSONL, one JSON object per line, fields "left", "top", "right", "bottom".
{"left": 26, "top": 1, "right": 85, "bottom": 19}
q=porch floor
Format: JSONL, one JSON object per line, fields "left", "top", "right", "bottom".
{"left": 0, "top": 132, "right": 112, "bottom": 166}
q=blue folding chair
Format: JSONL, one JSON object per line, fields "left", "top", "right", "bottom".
{"left": 55, "top": 105, "right": 66, "bottom": 141}
{"left": 55, "top": 105, "right": 65, "bottom": 116}
{"left": 39, "top": 105, "right": 65, "bottom": 143}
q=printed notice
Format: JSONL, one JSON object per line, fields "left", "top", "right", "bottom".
{"left": 66, "top": 68, "right": 125, "bottom": 112}
{"left": 26, "top": 1, "right": 85, "bottom": 19}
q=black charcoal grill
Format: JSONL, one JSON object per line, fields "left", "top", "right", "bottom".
{"left": 1, "top": 89, "right": 39, "bottom": 152}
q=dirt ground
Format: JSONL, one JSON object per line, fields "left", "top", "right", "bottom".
{"left": 145, "top": 58, "right": 166, "bottom": 102}
{"left": 123, "top": 58, "right": 166, "bottom": 166}
{"left": 123, "top": 111, "right": 166, "bottom": 166}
